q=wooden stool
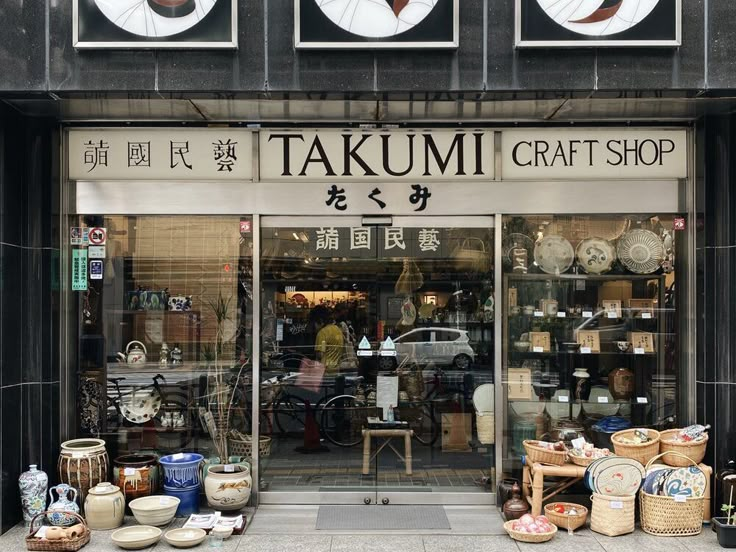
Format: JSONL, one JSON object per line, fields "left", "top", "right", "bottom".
{"left": 362, "top": 428, "right": 414, "bottom": 476}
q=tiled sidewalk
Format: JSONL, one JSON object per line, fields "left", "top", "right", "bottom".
{"left": 0, "top": 506, "right": 722, "bottom": 551}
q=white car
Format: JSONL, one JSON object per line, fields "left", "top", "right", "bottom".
{"left": 378, "top": 327, "right": 475, "bottom": 370}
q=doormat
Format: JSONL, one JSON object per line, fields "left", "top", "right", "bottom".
{"left": 316, "top": 505, "right": 451, "bottom": 530}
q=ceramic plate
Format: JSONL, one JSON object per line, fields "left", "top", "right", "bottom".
{"left": 584, "top": 458, "right": 607, "bottom": 491}
{"left": 120, "top": 389, "right": 162, "bottom": 424}
{"left": 592, "top": 457, "right": 645, "bottom": 496}
{"left": 643, "top": 467, "right": 673, "bottom": 495}
{"left": 472, "top": 383, "right": 495, "bottom": 413}
{"left": 663, "top": 466, "right": 707, "bottom": 498}
{"left": 576, "top": 237, "right": 617, "bottom": 274}
{"left": 534, "top": 236, "right": 575, "bottom": 275}
{"left": 503, "top": 233, "right": 535, "bottom": 264}
{"left": 616, "top": 229, "right": 665, "bottom": 274}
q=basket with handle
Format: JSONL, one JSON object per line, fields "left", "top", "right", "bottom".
{"left": 639, "top": 451, "right": 705, "bottom": 537}
{"left": 658, "top": 430, "right": 708, "bottom": 466}
{"left": 611, "top": 428, "right": 660, "bottom": 465}
{"left": 590, "top": 493, "right": 635, "bottom": 537}
{"left": 26, "top": 511, "right": 90, "bottom": 551}
{"left": 523, "top": 440, "right": 567, "bottom": 466}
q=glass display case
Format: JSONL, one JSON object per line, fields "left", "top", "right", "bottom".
{"left": 500, "top": 215, "right": 680, "bottom": 474}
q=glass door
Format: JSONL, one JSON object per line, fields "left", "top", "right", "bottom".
{"left": 259, "top": 216, "right": 496, "bottom": 505}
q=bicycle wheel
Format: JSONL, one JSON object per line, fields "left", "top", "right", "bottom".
{"left": 399, "top": 402, "right": 439, "bottom": 446}
{"left": 272, "top": 395, "right": 303, "bottom": 435}
{"left": 320, "top": 394, "right": 377, "bottom": 448}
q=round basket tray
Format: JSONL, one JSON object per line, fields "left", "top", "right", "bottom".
{"left": 544, "top": 503, "right": 588, "bottom": 531}
{"left": 568, "top": 454, "right": 596, "bottom": 467}
{"left": 523, "top": 440, "right": 568, "bottom": 466}
{"left": 611, "top": 429, "right": 660, "bottom": 465}
{"left": 658, "top": 430, "right": 708, "bottom": 466}
{"left": 504, "top": 520, "right": 557, "bottom": 543}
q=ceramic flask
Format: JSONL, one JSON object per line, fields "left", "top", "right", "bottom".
{"left": 47, "top": 484, "right": 80, "bottom": 526}
{"left": 85, "top": 483, "right": 125, "bottom": 530}
{"left": 19, "top": 464, "right": 48, "bottom": 524}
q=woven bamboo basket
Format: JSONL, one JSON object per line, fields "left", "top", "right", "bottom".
{"left": 26, "top": 512, "right": 90, "bottom": 551}
{"left": 568, "top": 454, "right": 596, "bottom": 467}
{"left": 504, "top": 520, "right": 557, "bottom": 543}
{"left": 590, "top": 493, "right": 635, "bottom": 537}
{"left": 659, "top": 430, "right": 708, "bottom": 466}
{"left": 544, "top": 503, "right": 588, "bottom": 531}
{"left": 228, "top": 434, "right": 272, "bottom": 457}
{"left": 611, "top": 429, "right": 661, "bottom": 465}
{"left": 639, "top": 452, "right": 705, "bottom": 537}
{"left": 523, "top": 440, "right": 568, "bottom": 466}
{"left": 476, "top": 413, "right": 495, "bottom": 445}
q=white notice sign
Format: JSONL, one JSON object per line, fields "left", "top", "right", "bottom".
{"left": 376, "top": 376, "right": 399, "bottom": 417}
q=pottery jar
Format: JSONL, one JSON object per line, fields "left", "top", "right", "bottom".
{"left": 85, "top": 483, "right": 125, "bottom": 530}
{"left": 19, "top": 464, "right": 48, "bottom": 524}
{"left": 502, "top": 483, "right": 530, "bottom": 521}
{"left": 58, "top": 438, "right": 109, "bottom": 508}
{"left": 203, "top": 464, "right": 252, "bottom": 511}
{"left": 159, "top": 453, "right": 204, "bottom": 517}
{"left": 47, "top": 484, "right": 80, "bottom": 527}
{"left": 608, "top": 367, "right": 634, "bottom": 400}
{"left": 113, "top": 454, "right": 159, "bottom": 506}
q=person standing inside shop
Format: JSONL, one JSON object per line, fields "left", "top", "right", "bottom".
{"left": 310, "top": 305, "right": 345, "bottom": 374}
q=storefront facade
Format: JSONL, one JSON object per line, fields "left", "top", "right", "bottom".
{"left": 1, "top": 0, "right": 736, "bottom": 534}
{"left": 60, "top": 125, "right": 694, "bottom": 506}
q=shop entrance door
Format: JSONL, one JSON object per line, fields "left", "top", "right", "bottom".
{"left": 259, "top": 216, "right": 497, "bottom": 505}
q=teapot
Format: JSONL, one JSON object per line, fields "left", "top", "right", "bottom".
{"left": 117, "top": 341, "right": 147, "bottom": 365}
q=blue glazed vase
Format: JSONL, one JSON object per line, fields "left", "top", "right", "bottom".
{"left": 47, "top": 484, "right": 80, "bottom": 526}
{"left": 159, "top": 453, "right": 203, "bottom": 517}
{"left": 163, "top": 486, "right": 200, "bottom": 517}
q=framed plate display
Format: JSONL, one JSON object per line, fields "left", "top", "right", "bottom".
{"left": 295, "top": 0, "right": 459, "bottom": 49}
{"left": 516, "top": 0, "right": 681, "bottom": 48}
{"left": 74, "top": 0, "right": 237, "bottom": 49}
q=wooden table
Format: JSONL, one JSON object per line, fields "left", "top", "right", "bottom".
{"left": 362, "top": 428, "right": 414, "bottom": 476}
{"left": 522, "top": 461, "right": 713, "bottom": 522}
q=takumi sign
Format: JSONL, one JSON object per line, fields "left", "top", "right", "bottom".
{"left": 68, "top": 129, "right": 253, "bottom": 180}
{"left": 260, "top": 129, "right": 495, "bottom": 181}
{"left": 501, "top": 129, "right": 688, "bottom": 180}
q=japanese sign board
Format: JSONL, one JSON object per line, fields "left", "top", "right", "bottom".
{"left": 88, "top": 227, "right": 107, "bottom": 246}
{"left": 68, "top": 129, "right": 253, "bottom": 181}
{"left": 260, "top": 129, "right": 495, "bottom": 181}
{"left": 72, "top": 249, "right": 88, "bottom": 291}
{"left": 89, "top": 260, "right": 104, "bottom": 280}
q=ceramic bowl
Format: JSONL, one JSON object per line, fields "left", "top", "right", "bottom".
{"left": 164, "top": 528, "right": 207, "bottom": 548}
{"left": 513, "top": 341, "right": 531, "bottom": 352}
{"left": 111, "top": 526, "right": 162, "bottom": 550}
{"left": 129, "top": 496, "right": 180, "bottom": 526}
{"left": 211, "top": 526, "right": 234, "bottom": 539}
{"left": 614, "top": 341, "right": 631, "bottom": 352}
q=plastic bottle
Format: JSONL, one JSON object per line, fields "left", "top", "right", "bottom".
{"left": 387, "top": 405, "right": 395, "bottom": 423}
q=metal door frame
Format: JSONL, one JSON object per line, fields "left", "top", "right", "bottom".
{"left": 257, "top": 214, "right": 498, "bottom": 506}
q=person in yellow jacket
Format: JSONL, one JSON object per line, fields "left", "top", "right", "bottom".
{"left": 310, "top": 305, "right": 344, "bottom": 374}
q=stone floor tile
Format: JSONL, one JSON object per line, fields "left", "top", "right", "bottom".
{"left": 423, "top": 535, "right": 518, "bottom": 552}
{"left": 678, "top": 527, "right": 721, "bottom": 552}
{"left": 237, "top": 534, "right": 332, "bottom": 552}
{"left": 330, "top": 535, "right": 424, "bottom": 552}
{"left": 516, "top": 529, "right": 605, "bottom": 552}
{"left": 591, "top": 530, "right": 690, "bottom": 552}
{"left": 247, "top": 506, "right": 318, "bottom": 533}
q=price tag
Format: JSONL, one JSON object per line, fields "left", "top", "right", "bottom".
{"left": 357, "top": 350, "right": 373, "bottom": 357}
{"left": 72, "top": 452, "right": 85, "bottom": 458}
{"left": 124, "top": 468, "right": 136, "bottom": 476}
{"left": 598, "top": 396, "right": 609, "bottom": 403}
{"left": 35, "top": 526, "right": 48, "bottom": 539}
{"left": 534, "top": 311, "right": 544, "bottom": 317}
{"left": 556, "top": 312, "right": 566, "bottom": 318}
{"left": 634, "top": 348, "right": 645, "bottom": 355}
{"left": 224, "top": 464, "right": 235, "bottom": 473}
{"left": 583, "top": 311, "right": 593, "bottom": 318}
{"left": 581, "top": 347, "right": 592, "bottom": 354}
{"left": 558, "top": 395, "right": 569, "bottom": 403}
{"left": 533, "top": 346, "right": 544, "bottom": 353}
{"left": 607, "top": 311, "right": 618, "bottom": 319}
{"left": 640, "top": 428, "right": 649, "bottom": 436}
{"left": 159, "top": 497, "right": 171, "bottom": 505}
{"left": 637, "top": 397, "right": 648, "bottom": 404}
{"left": 172, "top": 453, "right": 185, "bottom": 460}
{"left": 674, "top": 494, "right": 687, "bottom": 503}
{"left": 641, "top": 312, "right": 652, "bottom": 319}
{"left": 610, "top": 501, "right": 624, "bottom": 510}
{"left": 571, "top": 437, "right": 586, "bottom": 450}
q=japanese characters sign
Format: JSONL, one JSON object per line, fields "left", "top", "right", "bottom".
{"left": 301, "top": 227, "right": 455, "bottom": 259}
{"left": 68, "top": 129, "right": 253, "bottom": 180}
{"left": 72, "top": 249, "right": 88, "bottom": 291}
{"left": 260, "top": 129, "right": 494, "bottom": 181}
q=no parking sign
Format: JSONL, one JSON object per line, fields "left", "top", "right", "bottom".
{"left": 88, "top": 227, "right": 107, "bottom": 246}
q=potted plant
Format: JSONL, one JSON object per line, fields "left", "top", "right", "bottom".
{"left": 714, "top": 488, "right": 736, "bottom": 548}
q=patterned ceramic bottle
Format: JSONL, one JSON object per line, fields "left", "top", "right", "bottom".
{"left": 19, "top": 465, "right": 48, "bottom": 524}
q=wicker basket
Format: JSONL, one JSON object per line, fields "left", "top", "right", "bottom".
{"left": 228, "top": 433, "right": 272, "bottom": 457}
{"left": 659, "top": 430, "right": 708, "bottom": 466}
{"left": 26, "top": 512, "right": 90, "bottom": 551}
{"left": 504, "top": 520, "right": 557, "bottom": 543}
{"left": 544, "top": 503, "right": 588, "bottom": 531}
{"left": 611, "top": 429, "right": 661, "bottom": 465}
{"left": 523, "top": 440, "right": 568, "bottom": 466}
{"left": 476, "top": 413, "right": 495, "bottom": 445}
{"left": 639, "top": 452, "right": 705, "bottom": 537}
{"left": 590, "top": 493, "right": 635, "bottom": 537}
{"left": 569, "top": 454, "right": 596, "bottom": 467}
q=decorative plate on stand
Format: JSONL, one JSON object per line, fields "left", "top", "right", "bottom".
{"left": 576, "top": 237, "right": 616, "bottom": 274}
{"left": 617, "top": 229, "right": 665, "bottom": 274}
{"left": 534, "top": 236, "right": 574, "bottom": 275}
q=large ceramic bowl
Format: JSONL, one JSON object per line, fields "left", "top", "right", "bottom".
{"left": 164, "top": 528, "right": 207, "bottom": 548}
{"left": 111, "top": 526, "right": 162, "bottom": 550}
{"left": 129, "top": 496, "right": 180, "bottom": 526}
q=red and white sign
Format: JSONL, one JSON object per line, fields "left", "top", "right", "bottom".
{"left": 239, "top": 221, "right": 251, "bottom": 233}
{"left": 88, "top": 227, "right": 107, "bottom": 245}
{"left": 674, "top": 217, "right": 686, "bottom": 231}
